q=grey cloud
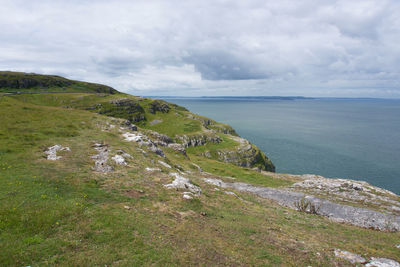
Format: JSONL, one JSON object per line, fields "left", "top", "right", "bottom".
{"left": 0, "top": 0, "right": 399, "bottom": 97}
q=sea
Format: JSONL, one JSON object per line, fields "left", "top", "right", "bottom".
{"left": 158, "top": 96, "right": 400, "bottom": 194}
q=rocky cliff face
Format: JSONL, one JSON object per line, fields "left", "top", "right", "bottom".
{"left": 175, "top": 132, "right": 222, "bottom": 147}
{"left": 210, "top": 136, "right": 275, "bottom": 172}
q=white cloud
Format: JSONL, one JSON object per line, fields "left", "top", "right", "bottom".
{"left": 0, "top": 0, "right": 399, "bottom": 97}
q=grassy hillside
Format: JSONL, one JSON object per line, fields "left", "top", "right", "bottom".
{"left": 0, "top": 71, "right": 117, "bottom": 94}
{"left": 0, "top": 73, "right": 399, "bottom": 266}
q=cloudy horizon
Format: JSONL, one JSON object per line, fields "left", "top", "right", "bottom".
{"left": 1, "top": 0, "right": 400, "bottom": 98}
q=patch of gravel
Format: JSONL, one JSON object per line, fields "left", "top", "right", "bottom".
{"left": 44, "top": 145, "right": 70, "bottom": 160}
{"left": 203, "top": 178, "right": 400, "bottom": 231}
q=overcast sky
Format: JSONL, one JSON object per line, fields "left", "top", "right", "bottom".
{"left": 1, "top": 0, "right": 400, "bottom": 97}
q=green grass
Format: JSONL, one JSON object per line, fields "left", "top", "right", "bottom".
{"left": 0, "top": 92, "right": 399, "bottom": 266}
{"left": 0, "top": 71, "right": 117, "bottom": 94}
{"left": 190, "top": 155, "right": 292, "bottom": 188}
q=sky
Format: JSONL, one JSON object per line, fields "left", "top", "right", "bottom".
{"left": 1, "top": 0, "right": 400, "bottom": 97}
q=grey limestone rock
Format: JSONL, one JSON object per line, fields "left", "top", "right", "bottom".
{"left": 334, "top": 249, "right": 367, "bottom": 264}
{"left": 366, "top": 257, "right": 400, "bottom": 267}
{"left": 91, "top": 143, "right": 113, "bottom": 173}
{"left": 203, "top": 178, "right": 400, "bottom": 231}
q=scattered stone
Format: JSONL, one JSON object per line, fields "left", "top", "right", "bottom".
{"left": 182, "top": 192, "right": 193, "bottom": 199}
{"left": 396, "top": 244, "right": 400, "bottom": 249}
{"left": 167, "top": 143, "right": 187, "bottom": 155}
{"left": 333, "top": 249, "right": 366, "bottom": 264}
{"left": 122, "top": 120, "right": 138, "bottom": 131}
{"left": 145, "top": 167, "right": 161, "bottom": 172}
{"left": 158, "top": 160, "right": 171, "bottom": 169}
{"left": 149, "top": 119, "right": 162, "bottom": 125}
{"left": 148, "top": 145, "right": 165, "bottom": 157}
{"left": 116, "top": 149, "right": 132, "bottom": 158}
{"left": 200, "top": 212, "right": 207, "bottom": 216}
{"left": 123, "top": 132, "right": 143, "bottom": 142}
{"left": 122, "top": 132, "right": 165, "bottom": 157}
{"left": 164, "top": 173, "right": 201, "bottom": 196}
{"left": 44, "top": 145, "right": 70, "bottom": 160}
{"left": 225, "top": 191, "right": 244, "bottom": 201}
{"left": 124, "top": 205, "right": 131, "bottom": 210}
{"left": 112, "top": 154, "right": 127, "bottom": 165}
{"left": 91, "top": 143, "right": 113, "bottom": 173}
{"left": 147, "top": 130, "right": 173, "bottom": 144}
{"left": 366, "top": 257, "right": 400, "bottom": 267}
{"left": 203, "top": 178, "right": 400, "bottom": 231}
{"left": 191, "top": 163, "right": 202, "bottom": 172}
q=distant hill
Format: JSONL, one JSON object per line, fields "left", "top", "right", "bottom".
{"left": 0, "top": 71, "right": 118, "bottom": 94}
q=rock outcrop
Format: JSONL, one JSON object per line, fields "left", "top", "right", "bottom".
{"left": 203, "top": 178, "right": 400, "bottom": 231}
{"left": 290, "top": 175, "right": 400, "bottom": 215}
{"left": 88, "top": 98, "right": 145, "bottom": 122}
{"left": 215, "top": 136, "right": 275, "bottom": 171}
{"left": 148, "top": 100, "right": 170, "bottom": 114}
{"left": 91, "top": 143, "right": 113, "bottom": 173}
{"left": 164, "top": 173, "right": 201, "bottom": 198}
{"left": 175, "top": 132, "right": 222, "bottom": 147}
{"left": 122, "top": 132, "right": 165, "bottom": 157}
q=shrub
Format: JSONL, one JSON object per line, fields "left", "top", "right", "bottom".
{"left": 294, "top": 196, "right": 320, "bottom": 214}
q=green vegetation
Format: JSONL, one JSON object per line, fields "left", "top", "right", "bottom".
{"left": 0, "top": 71, "right": 117, "bottom": 94}
{"left": 1, "top": 73, "right": 399, "bottom": 266}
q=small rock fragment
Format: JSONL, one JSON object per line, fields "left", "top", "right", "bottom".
{"left": 122, "top": 120, "right": 138, "bottom": 131}
{"left": 124, "top": 205, "right": 131, "bottom": 210}
{"left": 112, "top": 154, "right": 127, "bottom": 165}
{"left": 334, "top": 249, "right": 367, "bottom": 264}
{"left": 158, "top": 160, "right": 171, "bottom": 169}
{"left": 149, "top": 119, "right": 162, "bottom": 125}
{"left": 164, "top": 173, "right": 201, "bottom": 196}
{"left": 366, "top": 257, "right": 400, "bottom": 267}
{"left": 225, "top": 191, "right": 244, "bottom": 201}
{"left": 123, "top": 132, "right": 143, "bottom": 142}
{"left": 45, "top": 145, "right": 70, "bottom": 160}
{"left": 145, "top": 167, "right": 161, "bottom": 172}
{"left": 182, "top": 192, "right": 193, "bottom": 199}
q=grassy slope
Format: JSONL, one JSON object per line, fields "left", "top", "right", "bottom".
{"left": 1, "top": 93, "right": 399, "bottom": 266}
{"left": 5, "top": 92, "right": 276, "bottom": 170}
{"left": 0, "top": 71, "right": 117, "bottom": 94}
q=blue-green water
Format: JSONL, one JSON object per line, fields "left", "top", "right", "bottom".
{"left": 160, "top": 97, "right": 400, "bottom": 194}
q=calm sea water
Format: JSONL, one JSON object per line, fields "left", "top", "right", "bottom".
{"left": 159, "top": 97, "right": 400, "bottom": 194}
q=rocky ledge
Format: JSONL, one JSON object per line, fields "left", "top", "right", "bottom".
{"left": 204, "top": 177, "right": 400, "bottom": 231}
